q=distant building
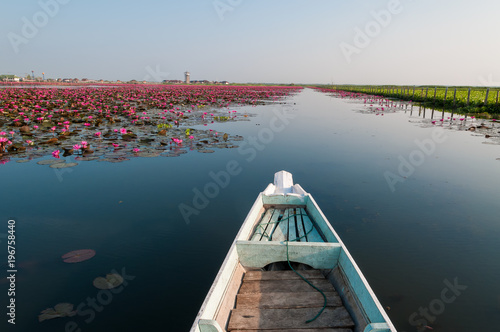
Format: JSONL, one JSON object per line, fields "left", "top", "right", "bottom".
{"left": 184, "top": 71, "right": 190, "bottom": 84}
{"left": 0, "top": 75, "right": 20, "bottom": 82}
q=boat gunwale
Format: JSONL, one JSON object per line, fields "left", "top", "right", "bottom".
{"left": 191, "top": 173, "right": 396, "bottom": 332}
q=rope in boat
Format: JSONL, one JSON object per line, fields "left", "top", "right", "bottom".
{"left": 255, "top": 210, "right": 327, "bottom": 323}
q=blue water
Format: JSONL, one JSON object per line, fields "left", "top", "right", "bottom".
{"left": 1, "top": 88, "right": 499, "bottom": 331}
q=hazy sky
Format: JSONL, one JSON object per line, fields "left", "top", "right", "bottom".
{"left": 1, "top": 0, "right": 499, "bottom": 85}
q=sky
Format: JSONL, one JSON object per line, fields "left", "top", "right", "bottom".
{"left": 1, "top": 0, "right": 499, "bottom": 86}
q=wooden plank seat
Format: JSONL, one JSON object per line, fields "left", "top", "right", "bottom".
{"left": 228, "top": 270, "right": 354, "bottom": 331}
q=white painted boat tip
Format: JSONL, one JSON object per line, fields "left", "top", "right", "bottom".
{"left": 267, "top": 170, "right": 307, "bottom": 197}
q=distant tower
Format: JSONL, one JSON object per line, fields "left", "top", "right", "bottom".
{"left": 184, "top": 71, "right": 190, "bottom": 84}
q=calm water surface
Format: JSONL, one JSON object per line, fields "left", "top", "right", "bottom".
{"left": 1, "top": 88, "right": 499, "bottom": 332}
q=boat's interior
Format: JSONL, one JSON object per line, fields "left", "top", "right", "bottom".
{"left": 205, "top": 206, "right": 387, "bottom": 332}
{"left": 194, "top": 172, "right": 393, "bottom": 332}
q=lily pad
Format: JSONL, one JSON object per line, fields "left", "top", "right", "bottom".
{"left": 54, "top": 303, "right": 75, "bottom": 314}
{"left": 62, "top": 249, "right": 96, "bottom": 263}
{"left": 93, "top": 273, "right": 124, "bottom": 289}
{"left": 137, "top": 152, "right": 160, "bottom": 158}
{"left": 38, "top": 303, "right": 76, "bottom": 322}
{"left": 74, "top": 156, "right": 100, "bottom": 161}
{"left": 50, "top": 162, "right": 78, "bottom": 168}
{"left": 198, "top": 149, "right": 215, "bottom": 153}
{"left": 37, "top": 159, "right": 65, "bottom": 165}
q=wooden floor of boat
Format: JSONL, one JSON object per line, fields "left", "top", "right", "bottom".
{"left": 251, "top": 207, "right": 325, "bottom": 242}
{"left": 227, "top": 270, "right": 354, "bottom": 331}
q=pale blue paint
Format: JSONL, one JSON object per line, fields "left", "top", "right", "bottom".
{"left": 339, "top": 250, "right": 386, "bottom": 325}
{"left": 305, "top": 197, "right": 339, "bottom": 243}
{"left": 262, "top": 194, "right": 308, "bottom": 206}
{"left": 363, "top": 322, "right": 391, "bottom": 332}
{"left": 236, "top": 240, "right": 341, "bottom": 269}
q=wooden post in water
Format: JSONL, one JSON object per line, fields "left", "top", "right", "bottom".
{"left": 423, "top": 87, "right": 428, "bottom": 118}
{"left": 450, "top": 88, "right": 457, "bottom": 121}
{"left": 431, "top": 87, "right": 437, "bottom": 119}
{"left": 484, "top": 88, "right": 490, "bottom": 106}
{"left": 442, "top": 87, "right": 448, "bottom": 120}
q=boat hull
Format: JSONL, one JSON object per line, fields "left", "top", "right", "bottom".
{"left": 191, "top": 171, "right": 396, "bottom": 332}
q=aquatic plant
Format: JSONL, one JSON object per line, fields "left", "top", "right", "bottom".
{"left": 38, "top": 303, "right": 76, "bottom": 322}
{"left": 61, "top": 249, "right": 96, "bottom": 263}
{"left": 0, "top": 84, "right": 302, "bottom": 165}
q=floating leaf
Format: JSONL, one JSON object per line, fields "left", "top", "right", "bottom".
{"left": 37, "top": 159, "right": 65, "bottom": 165}
{"left": 93, "top": 273, "right": 124, "bottom": 289}
{"left": 137, "top": 152, "right": 160, "bottom": 158}
{"left": 38, "top": 303, "right": 76, "bottom": 322}
{"left": 50, "top": 162, "right": 78, "bottom": 168}
{"left": 62, "top": 249, "right": 96, "bottom": 263}
{"left": 74, "top": 156, "right": 100, "bottom": 161}
{"left": 54, "top": 303, "right": 76, "bottom": 315}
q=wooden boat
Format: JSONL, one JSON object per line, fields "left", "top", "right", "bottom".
{"left": 190, "top": 171, "right": 396, "bottom": 332}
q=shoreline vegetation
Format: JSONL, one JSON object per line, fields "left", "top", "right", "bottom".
{"left": 316, "top": 85, "right": 500, "bottom": 118}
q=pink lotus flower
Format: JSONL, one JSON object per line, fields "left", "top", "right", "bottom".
{"left": 133, "top": 148, "right": 140, "bottom": 153}
{"left": 112, "top": 143, "right": 119, "bottom": 148}
{"left": 52, "top": 150, "right": 60, "bottom": 158}
{"left": 120, "top": 128, "right": 127, "bottom": 134}
{"left": 94, "top": 132, "right": 101, "bottom": 137}
{"left": 33, "top": 125, "right": 39, "bottom": 129}
{"left": 189, "top": 135, "right": 194, "bottom": 139}
{"left": 73, "top": 144, "right": 82, "bottom": 150}
{"left": 84, "top": 123, "right": 90, "bottom": 127}
{"left": 114, "top": 129, "right": 119, "bottom": 132}
{"left": 50, "top": 126, "right": 56, "bottom": 131}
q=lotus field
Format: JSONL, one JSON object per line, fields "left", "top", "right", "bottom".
{"left": 0, "top": 85, "right": 301, "bottom": 165}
